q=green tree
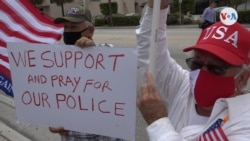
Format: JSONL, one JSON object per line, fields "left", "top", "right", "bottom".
{"left": 231, "top": 0, "right": 245, "bottom": 10}
{"left": 108, "top": 0, "right": 113, "bottom": 26}
{"left": 30, "top": 0, "right": 44, "bottom": 5}
{"left": 100, "top": 2, "right": 118, "bottom": 15}
{"left": 52, "top": 0, "right": 74, "bottom": 16}
{"left": 99, "top": 2, "right": 117, "bottom": 26}
{"left": 172, "top": 0, "right": 196, "bottom": 14}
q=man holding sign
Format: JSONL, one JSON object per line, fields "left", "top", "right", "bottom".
{"left": 49, "top": 5, "right": 124, "bottom": 141}
{"left": 137, "top": 0, "right": 250, "bottom": 140}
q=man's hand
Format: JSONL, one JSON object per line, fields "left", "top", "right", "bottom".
{"left": 49, "top": 127, "right": 69, "bottom": 136}
{"left": 75, "top": 37, "right": 95, "bottom": 48}
{"left": 147, "top": 0, "right": 169, "bottom": 9}
{"left": 137, "top": 72, "right": 167, "bottom": 125}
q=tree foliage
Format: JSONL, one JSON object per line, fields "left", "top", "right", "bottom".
{"left": 172, "top": 0, "right": 196, "bottom": 14}
{"left": 230, "top": 0, "right": 245, "bottom": 9}
{"left": 30, "top": 0, "right": 44, "bottom": 5}
{"left": 99, "top": 2, "right": 118, "bottom": 16}
{"left": 231, "top": 0, "right": 245, "bottom": 5}
{"left": 52, "top": 0, "right": 74, "bottom": 5}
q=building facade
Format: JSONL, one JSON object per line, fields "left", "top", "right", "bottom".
{"left": 37, "top": 0, "right": 147, "bottom": 19}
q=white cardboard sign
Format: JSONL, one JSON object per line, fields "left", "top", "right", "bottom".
{"left": 7, "top": 43, "right": 137, "bottom": 140}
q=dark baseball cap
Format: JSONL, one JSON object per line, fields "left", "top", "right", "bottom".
{"left": 54, "top": 5, "right": 93, "bottom": 24}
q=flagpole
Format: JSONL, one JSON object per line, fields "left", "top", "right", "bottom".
{"left": 149, "top": 0, "right": 161, "bottom": 74}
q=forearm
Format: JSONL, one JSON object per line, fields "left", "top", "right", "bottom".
{"left": 136, "top": 5, "right": 169, "bottom": 72}
{"left": 147, "top": 0, "right": 169, "bottom": 9}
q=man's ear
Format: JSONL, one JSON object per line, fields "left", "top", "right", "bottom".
{"left": 241, "top": 71, "right": 250, "bottom": 82}
{"left": 236, "top": 71, "right": 250, "bottom": 92}
{"left": 89, "top": 25, "right": 95, "bottom": 34}
{"left": 88, "top": 25, "right": 95, "bottom": 39}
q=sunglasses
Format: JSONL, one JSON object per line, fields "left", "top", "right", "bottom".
{"left": 185, "top": 58, "right": 237, "bottom": 75}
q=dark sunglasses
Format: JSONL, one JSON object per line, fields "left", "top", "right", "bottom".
{"left": 185, "top": 58, "right": 236, "bottom": 75}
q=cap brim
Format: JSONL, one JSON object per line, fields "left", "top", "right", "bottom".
{"left": 54, "top": 17, "right": 85, "bottom": 24}
{"left": 183, "top": 44, "right": 244, "bottom": 66}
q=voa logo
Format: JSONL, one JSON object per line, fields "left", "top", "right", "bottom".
{"left": 220, "top": 7, "right": 238, "bottom": 26}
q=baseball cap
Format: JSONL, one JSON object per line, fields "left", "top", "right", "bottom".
{"left": 183, "top": 21, "right": 250, "bottom": 66}
{"left": 54, "top": 5, "right": 93, "bottom": 24}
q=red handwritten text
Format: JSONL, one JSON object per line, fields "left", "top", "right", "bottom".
{"left": 83, "top": 79, "right": 112, "bottom": 93}
{"left": 39, "top": 50, "right": 125, "bottom": 71}
{"left": 22, "top": 91, "right": 51, "bottom": 108}
{"left": 27, "top": 75, "right": 47, "bottom": 84}
{"left": 50, "top": 75, "right": 81, "bottom": 93}
{"left": 56, "top": 94, "right": 125, "bottom": 117}
{"left": 10, "top": 50, "right": 36, "bottom": 67}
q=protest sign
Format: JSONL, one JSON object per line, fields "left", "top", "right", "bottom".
{"left": 7, "top": 43, "right": 137, "bottom": 140}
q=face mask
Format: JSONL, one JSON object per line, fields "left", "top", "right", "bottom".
{"left": 63, "top": 31, "right": 82, "bottom": 45}
{"left": 189, "top": 69, "right": 235, "bottom": 107}
{"left": 63, "top": 26, "right": 89, "bottom": 45}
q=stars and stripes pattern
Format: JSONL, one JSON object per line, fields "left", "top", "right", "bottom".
{"left": 197, "top": 118, "right": 229, "bottom": 141}
{"left": 0, "top": 0, "right": 63, "bottom": 96}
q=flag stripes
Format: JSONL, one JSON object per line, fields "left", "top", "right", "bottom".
{"left": 197, "top": 118, "right": 229, "bottom": 141}
{"left": 0, "top": 0, "right": 63, "bottom": 96}
{"left": 0, "top": 1, "right": 63, "bottom": 43}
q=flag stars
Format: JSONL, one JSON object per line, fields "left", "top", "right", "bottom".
{"left": 204, "top": 119, "right": 223, "bottom": 134}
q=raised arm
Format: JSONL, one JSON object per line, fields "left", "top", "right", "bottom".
{"left": 147, "top": 0, "right": 169, "bottom": 9}
{"left": 136, "top": 0, "right": 185, "bottom": 140}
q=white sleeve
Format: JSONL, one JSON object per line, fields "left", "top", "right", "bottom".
{"left": 136, "top": 6, "right": 157, "bottom": 74}
{"left": 137, "top": 6, "right": 192, "bottom": 141}
{"left": 147, "top": 118, "right": 184, "bottom": 141}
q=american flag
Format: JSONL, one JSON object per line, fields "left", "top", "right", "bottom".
{"left": 0, "top": 0, "right": 63, "bottom": 96}
{"left": 197, "top": 118, "right": 229, "bottom": 141}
